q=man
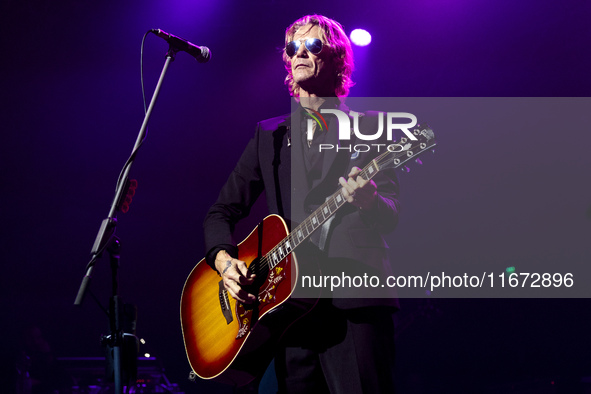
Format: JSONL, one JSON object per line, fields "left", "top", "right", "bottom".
{"left": 204, "top": 15, "right": 399, "bottom": 393}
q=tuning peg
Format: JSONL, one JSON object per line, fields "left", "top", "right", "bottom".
{"left": 402, "top": 166, "right": 410, "bottom": 173}
{"left": 431, "top": 149, "right": 436, "bottom": 154}
{"left": 415, "top": 158, "right": 423, "bottom": 165}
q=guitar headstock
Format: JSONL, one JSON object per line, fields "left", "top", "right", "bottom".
{"left": 378, "top": 124, "right": 437, "bottom": 172}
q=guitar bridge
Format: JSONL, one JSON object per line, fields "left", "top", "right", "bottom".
{"left": 218, "top": 280, "right": 233, "bottom": 324}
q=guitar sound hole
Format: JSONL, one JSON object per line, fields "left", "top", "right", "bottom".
{"left": 242, "top": 257, "right": 269, "bottom": 309}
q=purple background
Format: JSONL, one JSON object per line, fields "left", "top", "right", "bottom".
{"left": 1, "top": 0, "right": 590, "bottom": 392}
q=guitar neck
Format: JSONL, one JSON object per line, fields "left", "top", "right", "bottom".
{"left": 265, "top": 158, "right": 381, "bottom": 270}
{"left": 260, "top": 124, "right": 436, "bottom": 271}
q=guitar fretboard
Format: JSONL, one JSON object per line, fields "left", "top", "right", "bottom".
{"left": 264, "top": 158, "right": 381, "bottom": 270}
{"left": 256, "top": 125, "right": 435, "bottom": 273}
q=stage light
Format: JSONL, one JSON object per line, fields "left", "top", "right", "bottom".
{"left": 350, "top": 29, "right": 371, "bottom": 47}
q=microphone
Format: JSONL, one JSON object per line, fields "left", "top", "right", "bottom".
{"left": 150, "top": 29, "right": 211, "bottom": 63}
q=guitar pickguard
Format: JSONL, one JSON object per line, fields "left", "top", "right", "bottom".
{"left": 235, "top": 263, "right": 287, "bottom": 339}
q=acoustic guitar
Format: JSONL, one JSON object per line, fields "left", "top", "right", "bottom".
{"left": 181, "top": 124, "right": 436, "bottom": 386}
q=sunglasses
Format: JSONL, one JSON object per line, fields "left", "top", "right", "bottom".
{"left": 285, "top": 38, "right": 324, "bottom": 58}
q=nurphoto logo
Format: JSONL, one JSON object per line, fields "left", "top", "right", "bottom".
{"left": 305, "top": 109, "right": 418, "bottom": 152}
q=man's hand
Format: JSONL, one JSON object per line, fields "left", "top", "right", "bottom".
{"left": 215, "top": 250, "right": 257, "bottom": 304}
{"left": 339, "top": 167, "right": 377, "bottom": 210}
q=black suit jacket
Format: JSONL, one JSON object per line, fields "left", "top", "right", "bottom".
{"left": 204, "top": 106, "right": 400, "bottom": 309}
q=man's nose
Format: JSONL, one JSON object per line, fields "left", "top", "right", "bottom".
{"left": 296, "top": 42, "right": 308, "bottom": 57}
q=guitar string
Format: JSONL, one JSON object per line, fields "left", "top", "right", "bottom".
{"left": 249, "top": 138, "right": 435, "bottom": 278}
{"left": 249, "top": 141, "right": 432, "bottom": 278}
{"left": 251, "top": 156, "right": 381, "bottom": 276}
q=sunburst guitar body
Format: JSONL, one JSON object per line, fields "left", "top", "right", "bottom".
{"left": 181, "top": 214, "right": 308, "bottom": 386}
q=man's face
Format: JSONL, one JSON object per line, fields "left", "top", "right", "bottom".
{"left": 290, "top": 24, "right": 335, "bottom": 95}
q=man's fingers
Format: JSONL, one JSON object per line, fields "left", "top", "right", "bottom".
{"left": 349, "top": 166, "right": 369, "bottom": 190}
{"left": 224, "top": 267, "right": 255, "bottom": 288}
{"left": 219, "top": 258, "right": 256, "bottom": 303}
{"left": 224, "top": 279, "right": 256, "bottom": 304}
{"left": 356, "top": 175, "right": 367, "bottom": 188}
{"left": 348, "top": 166, "right": 362, "bottom": 178}
{"left": 223, "top": 265, "right": 242, "bottom": 283}
{"left": 237, "top": 288, "right": 256, "bottom": 303}
{"left": 226, "top": 288, "right": 250, "bottom": 304}
{"left": 339, "top": 167, "right": 378, "bottom": 208}
{"left": 236, "top": 260, "right": 248, "bottom": 275}
{"left": 339, "top": 176, "right": 357, "bottom": 193}
{"left": 219, "top": 258, "right": 255, "bottom": 284}
{"left": 236, "top": 260, "right": 256, "bottom": 282}
{"left": 339, "top": 177, "right": 355, "bottom": 202}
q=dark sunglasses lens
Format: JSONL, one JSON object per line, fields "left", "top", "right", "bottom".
{"left": 286, "top": 41, "right": 300, "bottom": 57}
{"left": 305, "top": 38, "right": 323, "bottom": 54}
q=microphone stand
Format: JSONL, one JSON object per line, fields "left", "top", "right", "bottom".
{"left": 74, "top": 45, "right": 179, "bottom": 394}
